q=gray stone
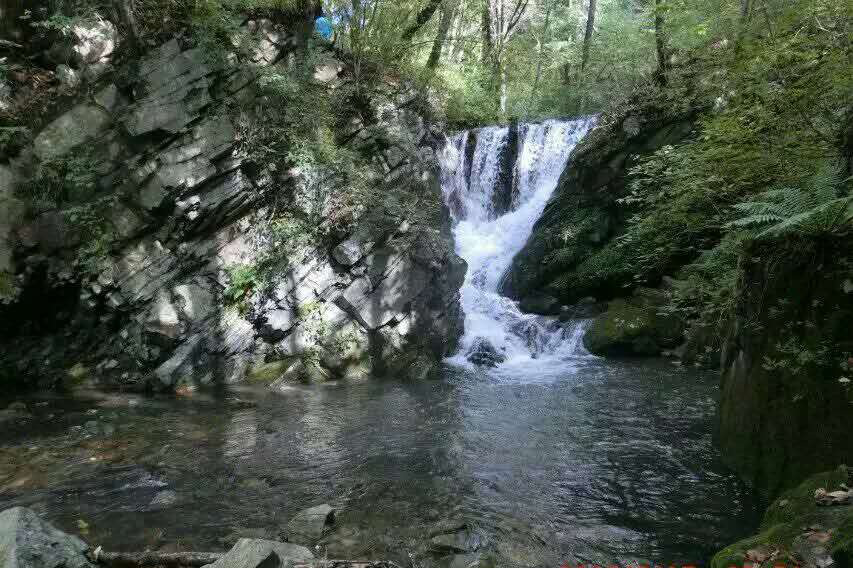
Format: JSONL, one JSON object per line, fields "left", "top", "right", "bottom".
{"left": 285, "top": 504, "right": 335, "bottom": 543}
{"left": 109, "top": 204, "right": 143, "bottom": 239}
{"left": 71, "top": 18, "right": 117, "bottom": 65}
{"left": 331, "top": 238, "right": 363, "bottom": 266}
{"left": 34, "top": 104, "right": 111, "bottom": 160}
{"left": 173, "top": 281, "right": 215, "bottom": 323}
{"left": 154, "top": 335, "right": 203, "bottom": 386}
{"left": 466, "top": 338, "right": 504, "bottom": 368}
{"left": 0, "top": 506, "right": 95, "bottom": 568}
{"left": 205, "top": 538, "right": 313, "bottom": 568}
{"left": 124, "top": 41, "right": 214, "bottom": 136}
{"left": 313, "top": 58, "right": 343, "bottom": 84}
{"left": 93, "top": 84, "right": 121, "bottom": 111}
{"left": 55, "top": 64, "right": 80, "bottom": 91}
{"left": 0, "top": 79, "right": 11, "bottom": 112}
{"left": 147, "top": 290, "right": 181, "bottom": 339}
{"left": 137, "top": 177, "right": 169, "bottom": 210}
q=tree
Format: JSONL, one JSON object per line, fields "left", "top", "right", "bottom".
{"left": 401, "top": 0, "right": 445, "bottom": 40}
{"left": 427, "top": 0, "right": 458, "bottom": 68}
{"left": 580, "top": 0, "right": 597, "bottom": 71}
{"left": 480, "top": 0, "right": 530, "bottom": 113}
{"left": 652, "top": 0, "right": 669, "bottom": 84}
{"left": 526, "top": 0, "right": 555, "bottom": 115}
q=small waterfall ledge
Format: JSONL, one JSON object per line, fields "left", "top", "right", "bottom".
{"left": 438, "top": 117, "right": 596, "bottom": 370}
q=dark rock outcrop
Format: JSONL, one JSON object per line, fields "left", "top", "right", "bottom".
{"left": 719, "top": 237, "right": 853, "bottom": 497}
{"left": 503, "top": 98, "right": 698, "bottom": 304}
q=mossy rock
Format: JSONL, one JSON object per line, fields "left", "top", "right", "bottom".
{"left": 711, "top": 466, "right": 853, "bottom": 568}
{"left": 246, "top": 360, "right": 293, "bottom": 384}
{"left": 582, "top": 293, "right": 683, "bottom": 357}
{"left": 61, "top": 363, "right": 89, "bottom": 389}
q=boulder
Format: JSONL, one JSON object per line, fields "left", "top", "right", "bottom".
{"left": 331, "top": 238, "right": 363, "bottom": 266}
{"left": 466, "top": 338, "right": 505, "bottom": 367}
{"left": 285, "top": 504, "right": 335, "bottom": 544}
{"left": 518, "top": 294, "right": 560, "bottom": 316}
{"left": 583, "top": 293, "right": 683, "bottom": 357}
{"left": 204, "top": 538, "right": 313, "bottom": 568}
{"left": 71, "top": 18, "right": 118, "bottom": 65}
{"left": 33, "top": 104, "right": 111, "bottom": 160}
{"left": 124, "top": 40, "right": 214, "bottom": 136}
{"left": 0, "top": 506, "right": 95, "bottom": 568}
{"left": 55, "top": 65, "right": 81, "bottom": 92}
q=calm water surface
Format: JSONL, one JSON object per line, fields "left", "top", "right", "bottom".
{"left": 0, "top": 357, "right": 760, "bottom": 567}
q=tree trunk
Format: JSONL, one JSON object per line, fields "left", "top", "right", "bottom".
{"left": 427, "top": 0, "right": 456, "bottom": 68}
{"left": 526, "top": 0, "right": 553, "bottom": 116}
{"left": 653, "top": 0, "right": 668, "bottom": 85}
{"left": 499, "top": 63, "right": 507, "bottom": 115}
{"left": 111, "top": 0, "right": 140, "bottom": 53}
{"left": 580, "top": 0, "right": 596, "bottom": 72}
{"left": 481, "top": 2, "right": 493, "bottom": 63}
{"left": 401, "top": 0, "right": 444, "bottom": 41}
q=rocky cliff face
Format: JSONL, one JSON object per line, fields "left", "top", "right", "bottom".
{"left": 719, "top": 237, "right": 853, "bottom": 497}
{"left": 0, "top": 21, "right": 465, "bottom": 391}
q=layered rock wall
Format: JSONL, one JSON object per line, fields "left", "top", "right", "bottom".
{"left": 0, "top": 23, "right": 464, "bottom": 391}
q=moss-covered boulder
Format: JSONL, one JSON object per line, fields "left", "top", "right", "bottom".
{"left": 582, "top": 289, "right": 684, "bottom": 356}
{"left": 712, "top": 466, "right": 853, "bottom": 568}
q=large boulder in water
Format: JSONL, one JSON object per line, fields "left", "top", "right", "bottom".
{"left": 583, "top": 289, "right": 683, "bottom": 357}
{"left": 284, "top": 504, "right": 335, "bottom": 544}
{"left": 466, "top": 338, "right": 505, "bottom": 367}
{"left": 0, "top": 506, "right": 95, "bottom": 568}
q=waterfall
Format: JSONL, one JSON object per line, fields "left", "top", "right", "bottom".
{"left": 439, "top": 117, "right": 596, "bottom": 369}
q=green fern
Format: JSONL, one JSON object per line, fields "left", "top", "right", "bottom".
{"left": 726, "top": 164, "right": 852, "bottom": 238}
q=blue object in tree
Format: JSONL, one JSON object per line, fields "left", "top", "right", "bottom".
{"left": 314, "top": 16, "right": 333, "bottom": 40}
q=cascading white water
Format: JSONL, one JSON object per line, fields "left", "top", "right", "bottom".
{"left": 439, "top": 117, "right": 596, "bottom": 370}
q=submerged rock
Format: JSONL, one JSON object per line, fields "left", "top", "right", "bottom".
{"left": 205, "top": 538, "right": 313, "bottom": 568}
{"left": 285, "top": 504, "right": 335, "bottom": 544}
{"left": 0, "top": 506, "right": 95, "bottom": 568}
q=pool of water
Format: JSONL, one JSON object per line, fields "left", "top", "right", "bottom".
{"left": 0, "top": 356, "right": 760, "bottom": 567}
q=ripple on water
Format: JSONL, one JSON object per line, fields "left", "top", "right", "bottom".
{"left": 0, "top": 360, "right": 760, "bottom": 566}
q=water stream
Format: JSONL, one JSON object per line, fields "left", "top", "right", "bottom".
{"left": 439, "top": 118, "right": 597, "bottom": 373}
{"left": 0, "top": 119, "right": 760, "bottom": 567}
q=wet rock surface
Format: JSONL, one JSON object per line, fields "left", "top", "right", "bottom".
{"left": 285, "top": 504, "right": 335, "bottom": 544}
{"left": 0, "top": 506, "right": 94, "bottom": 568}
{"left": 206, "top": 538, "right": 314, "bottom": 568}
